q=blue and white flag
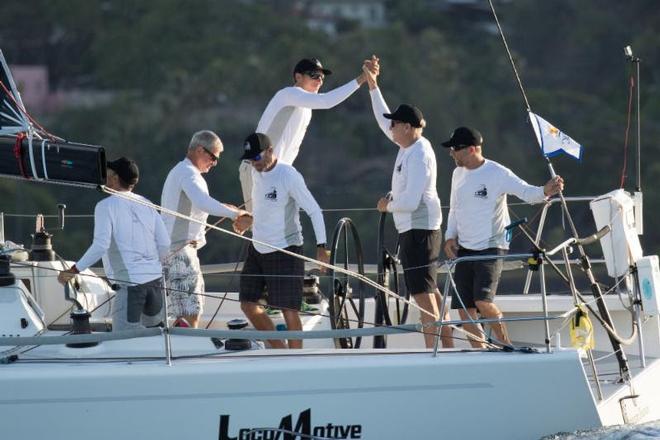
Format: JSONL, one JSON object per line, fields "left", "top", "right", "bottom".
{"left": 529, "top": 111, "right": 583, "bottom": 160}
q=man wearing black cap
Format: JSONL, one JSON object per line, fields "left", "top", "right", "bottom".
{"left": 236, "top": 132, "right": 329, "bottom": 349}
{"left": 362, "top": 61, "right": 453, "bottom": 349}
{"left": 239, "top": 56, "right": 377, "bottom": 210}
{"left": 58, "top": 157, "right": 171, "bottom": 331}
{"left": 441, "top": 126, "right": 564, "bottom": 348}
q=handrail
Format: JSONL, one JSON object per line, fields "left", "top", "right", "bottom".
{"left": 439, "top": 252, "right": 553, "bottom": 353}
{"left": 443, "top": 252, "right": 535, "bottom": 268}
{"left": 0, "top": 313, "right": 575, "bottom": 348}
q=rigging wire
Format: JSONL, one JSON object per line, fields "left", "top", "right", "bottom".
{"left": 619, "top": 73, "right": 635, "bottom": 188}
{"left": 100, "top": 185, "right": 436, "bottom": 320}
{"left": 487, "top": 0, "right": 531, "bottom": 112}
{"left": 5, "top": 259, "right": 471, "bottom": 347}
{"left": 0, "top": 79, "right": 64, "bottom": 142}
{"left": 486, "top": 0, "right": 634, "bottom": 378}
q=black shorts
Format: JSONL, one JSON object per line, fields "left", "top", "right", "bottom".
{"left": 126, "top": 277, "right": 164, "bottom": 322}
{"left": 399, "top": 229, "right": 441, "bottom": 295}
{"left": 239, "top": 244, "right": 304, "bottom": 310}
{"left": 451, "top": 247, "right": 506, "bottom": 309}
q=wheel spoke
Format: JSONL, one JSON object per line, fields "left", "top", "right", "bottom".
{"left": 328, "top": 217, "right": 367, "bottom": 349}
{"left": 347, "top": 298, "right": 360, "bottom": 323}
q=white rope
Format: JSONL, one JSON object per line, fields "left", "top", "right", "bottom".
{"left": 27, "top": 132, "right": 41, "bottom": 180}
{"left": 41, "top": 139, "right": 49, "bottom": 179}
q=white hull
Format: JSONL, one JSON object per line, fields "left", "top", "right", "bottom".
{"left": 3, "top": 188, "right": 660, "bottom": 439}
{"left": 2, "top": 342, "right": 630, "bottom": 440}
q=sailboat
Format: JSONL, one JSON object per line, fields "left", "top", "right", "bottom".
{"left": 1, "top": 34, "right": 659, "bottom": 440}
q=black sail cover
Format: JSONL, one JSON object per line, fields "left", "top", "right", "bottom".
{"left": 0, "top": 136, "right": 106, "bottom": 186}
{"left": 0, "top": 49, "right": 106, "bottom": 186}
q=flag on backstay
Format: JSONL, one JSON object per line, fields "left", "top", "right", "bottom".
{"left": 529, "top": 111, "right": 583, "bottom": 160}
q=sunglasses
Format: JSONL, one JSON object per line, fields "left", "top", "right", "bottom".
{"left": 305, "top": 71, "right": 325, "bottom": 81}
{"left": 249, "top": 153, "right": 263, "bottom": 162}
{"left": 201, "top": 146, "right": 219, "bottom": 162}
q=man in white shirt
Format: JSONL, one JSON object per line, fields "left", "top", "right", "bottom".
{"left": 236, "top": 132, "right": 329, "bottom": 349}
{"left": 58, "top": 157, "right": 171, "bottom": 331}
{"left": 239, "top": 57, "right": 372, "bottom": 210}
{"left": 161, "top": 130, "right": 250, "bottom": 328}
{"left": 442, "top": 126, "right": 564, "bottom": 347}
{"left": 363, "top": 62, "right": 453, "bottom": 349}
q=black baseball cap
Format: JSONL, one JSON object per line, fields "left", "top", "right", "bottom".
{"left": 107, "top": 157, "right": 139, "bottom": 185}
{"left": 293, "top": 58, "right": 332, "bottom": 76}
{"left": 441, "top": 126, "right": 483, "bottom": 149}
{"left": 383, "top": 104, "right": 425, "bottom": 128}
{"left": 240, "top": 132, "right": 272, "bottom": 160}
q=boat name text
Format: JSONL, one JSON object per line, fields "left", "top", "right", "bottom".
{"left": 218, "top": 408, "right": 363, "bottom": 440}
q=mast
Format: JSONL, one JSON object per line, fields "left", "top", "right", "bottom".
{"left": 486, "top": 0, "right": 631, "bottom": 380}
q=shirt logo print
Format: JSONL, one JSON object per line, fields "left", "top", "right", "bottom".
{"left": 265, "top": 187, "right": 277, "bottom": 201}
{"left": 396, "top": 163, "right": 402, "bottom": 173}
{"left": 474, "top": 184, "right": 488, "bottom": 199}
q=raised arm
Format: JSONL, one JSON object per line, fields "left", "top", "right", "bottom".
{"left": 362, "top": 56, "right": 394, "bottom": 142}
{"left": 368, "top": 87, "right": 394, "bottom": 142}
{"left": 280, "top": 79, "right": 360, "bottom": 110}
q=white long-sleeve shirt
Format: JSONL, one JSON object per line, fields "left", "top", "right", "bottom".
{"left": 368, "top": 87, "right": 442, "bottom": 233}
{"left": 251, "top": 162, "right": 326, "bottom": 254}
{"left": 76, "top": 192, "right": 170, "bottom": 285}
{"left": 446, "top": 159, "right": 547, "bottom": 250}
{"left": 256, "top": 79, "right": 360, "bottom": 165}
{"left": 161, "top": 158, "right": 239, "bottom": 249}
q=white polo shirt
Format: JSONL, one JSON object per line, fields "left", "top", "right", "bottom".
{"left": 161, "top": 158, "right": 238, "bottom": 249}
{"left": 368, "top": 87, "right": 443, "bottom": 233}
{"left": 76, "top": 192, "right": 171, "bottom": 285}
{"left": 257, "top": 79, "right": 360, "bottom": 165}
{"left": 445, "top": 159, "right": 547, "bottom": 250}
{"left": 250, "top": 162, "right": 326, "bottom": 254}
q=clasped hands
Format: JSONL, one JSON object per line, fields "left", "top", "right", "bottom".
{"left": 360, "top": 55, "right": 380, "bottom": 89}
{"left": 232, "top": 211, "right": 253, "bottom": 235}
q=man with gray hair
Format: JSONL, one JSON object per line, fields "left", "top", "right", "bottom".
{"left": 161, "top": 130, "right": 250, "bottom": 327}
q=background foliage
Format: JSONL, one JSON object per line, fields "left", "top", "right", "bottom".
{"left": 1, "top": 0, "right": 658, "bottom": 267}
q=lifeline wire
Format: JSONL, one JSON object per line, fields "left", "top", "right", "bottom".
{"left": 100, "top": 185, "right": 436, "bottom": 320}
{"left": 6, "top": 254, "right": 499, "bottom": 349}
